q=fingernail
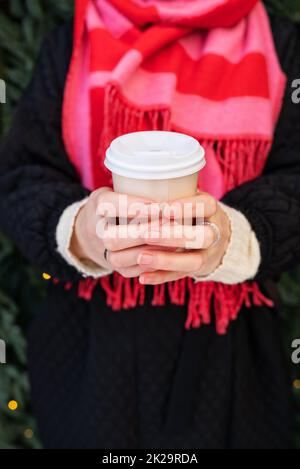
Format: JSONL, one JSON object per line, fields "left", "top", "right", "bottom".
{"left": 138, "top": 253, "right": 153, "bottom": 266}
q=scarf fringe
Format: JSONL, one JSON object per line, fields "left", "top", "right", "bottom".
{"left": 100, "top": 82, "right": 172, "bottom": 160}
{"left": 200, "top": 138, "right": 272, "bottom": 191}
{"left": 62, "top": 275, "right": 274, "bottom": 335}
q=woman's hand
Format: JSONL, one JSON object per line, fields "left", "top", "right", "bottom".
{"left": 70, "top": 189, "right": 231, "bottom": 283}
{"left": 71, "top": 188, "right": 159, "bottom": 278}
{"left": 137, "top": 192, "right": 231, "bottom": 285}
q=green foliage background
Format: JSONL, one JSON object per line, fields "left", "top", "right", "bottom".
{"left": 0, "top": 0, "right": 299, "bottom": 449}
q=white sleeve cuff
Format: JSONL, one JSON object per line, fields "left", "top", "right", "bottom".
{"left": 193, "top": 203, "right": 261, "bottom": 284}
{"left": 56, "top": 198, "right": 112, "bottom": 279}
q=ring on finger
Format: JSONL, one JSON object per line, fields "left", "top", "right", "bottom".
{"left": 201, "top": 221, "right": 221, "bottom": 248}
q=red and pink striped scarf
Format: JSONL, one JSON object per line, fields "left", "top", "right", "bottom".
{"left": 62, "top": 0, "right": 286, "bottom": 334}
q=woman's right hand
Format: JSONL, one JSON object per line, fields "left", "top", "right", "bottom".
{"left": 70, "top": 188, "right": 157, "bottom": 278}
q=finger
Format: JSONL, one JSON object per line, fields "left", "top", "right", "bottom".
{"left": 139, "top": 271, "right": 186, "bottom": 285}
{"left": 97, "top": 191, "right": 155, "bottom": 218}
{"left": 118, "top": 266, "right": 147, "bottom": 279}
{"left": 162, "top": 193, "right": 217, "bottom": 220}
{"left": 142, "top": 223, "right": 216, "bottom": 249}
{"left": 100, "top": 219, "right": 169, "bottom": 251}
{"left": 98, "top": 221, "right": 150, "bottom": 251}
{"left": 137, "top": 250, "right": 204, "bottom": 273}
{"left": 108, "top": 245, "right": 157, "bottom": 269}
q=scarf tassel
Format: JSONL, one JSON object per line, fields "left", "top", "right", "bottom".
{"left": 101, "top": 83, "right": 272, "bottom": 196}
{"left": 99, "top": 82, "right": 172, "bottom": 162}
{"left": 200, "top": 138, "right": 272, "bottom": 192}
{"left": 58, "top": 275, "right": 275, "bottom": 335}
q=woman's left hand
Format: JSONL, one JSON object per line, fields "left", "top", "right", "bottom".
{"left": 138, "top": 192, "right": 231, "bottom": 285}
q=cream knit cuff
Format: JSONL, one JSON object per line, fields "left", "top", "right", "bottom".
{"left": 193, "top": 203, "right": 261, "bottom": 284}
{"left": 56, "top": 198, "right": 112, "bottom": 279}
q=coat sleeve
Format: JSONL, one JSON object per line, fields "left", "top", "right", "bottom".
{"left": 222, "top": 22, "right": 300, "bottom": 281}
{"left": 0, "top": 24, "right": 90, "bottom": 282}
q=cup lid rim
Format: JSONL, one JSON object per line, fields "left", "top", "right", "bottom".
{"left": 104, "top": 131, "right": 206, "bottom": 180}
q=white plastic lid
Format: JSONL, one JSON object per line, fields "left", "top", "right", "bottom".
{"left": 104, "top": 131, "right": 206, "bottom": 180}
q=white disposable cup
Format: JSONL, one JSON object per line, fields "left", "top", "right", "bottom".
{"left": 104, "top": 131, "right": 206, "bottom": 202}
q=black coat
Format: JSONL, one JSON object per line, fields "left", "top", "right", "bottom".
{"left": 0, "top": 14, "right": 300, "bottom": 449}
